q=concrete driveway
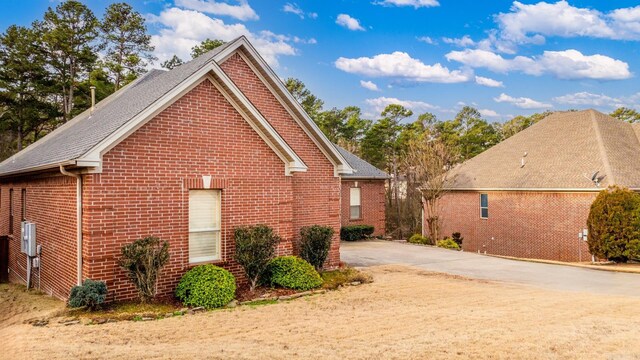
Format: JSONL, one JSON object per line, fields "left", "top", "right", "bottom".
{"left": 341, "top": 240, "right": 640, "bottom": 297}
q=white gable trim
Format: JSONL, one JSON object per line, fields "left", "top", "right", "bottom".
{"left": 214, "top": 37, "right": 354, "bottom": 177}
{"left": 79, "top": 61, "right": 307, "bottom": 176}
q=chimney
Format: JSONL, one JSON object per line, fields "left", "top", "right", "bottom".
{"left": 90, "top": 86, "right": 96, "bottom": 114}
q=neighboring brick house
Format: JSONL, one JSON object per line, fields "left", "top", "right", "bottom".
{"left": 0, "top": 37, "right": 357, "bottom": 301}
{"left": 434, "top": 109, "right": 640, "bottom": 261}
{"left": 336, "top": 146, "right": 389, "bottom": 236}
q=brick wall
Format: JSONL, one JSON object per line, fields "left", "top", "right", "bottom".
{"left": 340, "top": 180, "right": 386, "bottom": 236}
{"left": 437, "top": 191, "right": 596, "bottom": 261}
{"left": 0, "top": 175, "right": 78, "bottom": 299}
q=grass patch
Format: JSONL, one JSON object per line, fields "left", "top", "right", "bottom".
{"left": 244, "top": 299, "right": 279, "bottom": 307}
{"left": 66, "top": 300, "right": 182, "bottom": 322}
{"left": 321, "top": 267, "right": 373, "bottom": 290}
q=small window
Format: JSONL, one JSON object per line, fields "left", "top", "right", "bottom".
{"left": 188, "top": 190, "right": 221, "bottom": 263}
{"left": 21, "top": 189, "right": 26, "bottom": 222}
{"left": 8, "top": 189, "right": 13, "bottom": 234}
{"left": 350, "top": 187, "right": 361, "bottom": 220}
{"left": 480, "top": 193, "right": 488, "bottom": 219}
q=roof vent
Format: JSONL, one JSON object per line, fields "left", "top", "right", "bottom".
{"left": 584, "top": 170, "right": 606, "bottom": 187}
{"left": 520, "top": 152, "right": 527, "bottom": 168}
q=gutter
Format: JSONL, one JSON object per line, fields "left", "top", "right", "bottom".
{"left": 59, "top": 165, "right": 83, "bottom": 286}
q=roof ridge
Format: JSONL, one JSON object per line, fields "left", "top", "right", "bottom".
{"left": 590, "top": 109, "right": 616, "bottom": 185}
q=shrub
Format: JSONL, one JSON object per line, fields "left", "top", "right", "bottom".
{"left": 408, "top": 233, "right": 430, "bottom": 245}
{"left": 451, "top": 232, "right": 464, "bottom": 248}
{"left": 175, "top": 265, "right": 236, "bottom": 309}
{"left": 118, "top": 236, "right": 170, "bottom": 302}
{"left": 234, "top": 225, "right": 280, "bottom": 291}
{"left": 299, "top": 225, "right": 334, "bottom": 271}
{"left": 340, "top": 225, "right": 375, "bottom": 241}
{"left": 436, "top": 238, "right": 460, "bottom": 250}
{"left": 264, "top": 256, "right": 323, "bottom": 290}
{"left": 68, "top": 279, "right": 107, "bottom": 311}
{"left": 587, "top": 186, "right": 640, "bottom": 262}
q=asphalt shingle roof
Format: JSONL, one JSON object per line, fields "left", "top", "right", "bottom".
{"left": 336, "top": 145, "right": 389, "bottom": 179}
{"left": 446, "top": 109, "right": 640, "bottom": 190}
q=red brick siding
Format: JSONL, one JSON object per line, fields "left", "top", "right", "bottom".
{"left": 220, "top": 53, "right": 341, "bottom": 266}
{"left": 437, "top": 191, "right": 595, "bottom": 261}
{"left": 0, "top": 176, "right": 78, "bottom": 299}
{"left": 340, "top": 180, "right": 386, "bottom": 236}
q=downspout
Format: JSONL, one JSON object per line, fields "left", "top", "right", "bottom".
{"left": 60, "top": 165, "right": 83, "bottom": 286}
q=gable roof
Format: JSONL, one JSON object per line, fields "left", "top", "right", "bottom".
{"left": 446, "top": 109, "right": 640, "bottom": 191}
{"left": 335, "top": 145, "right": 389, "bottom": 180}
{"left": 0, "top": 36, "right": 353, "bottom": 178}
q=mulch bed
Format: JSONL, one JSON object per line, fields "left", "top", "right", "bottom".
{"left": 235, "top": 284, "right": 298, "bottom": 303}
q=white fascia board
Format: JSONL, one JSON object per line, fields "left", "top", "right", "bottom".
{"left": 214, "top": 37, "right": 354, "bottom": 176}
{"left": 79, "top": 60, "right": 305, "bottom": 176}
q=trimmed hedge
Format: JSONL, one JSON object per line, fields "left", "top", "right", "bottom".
{"left": 299, "top": 225, "right": 334, "bottom": 271}
{"left": 436, "top": 238, "right": 460, "bottom": 250}
{"left": 175, "top": 265, "right": 236, "bottom": 309}
{"left": 408, "top": 233, "right": 429, "bottom": 245}
{"left": 68, "top": 279, "right": 107, "bottom": 311}
{"left": 340, "top": 225, "right": 375, "bottom": 241}
{"left": 264, "top": 256, "right": 323, "bottom": 290}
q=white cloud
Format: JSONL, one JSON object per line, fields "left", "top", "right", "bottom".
{"left": 283, "top": 3, "right": 304, "bottom": 18}
{"left": 494, "top": 93, "right": 552, "bottom": 109}
{"left": 442, "top": 35, "right": 475, "bottom": 47}
{"left": 417, "top": 36, "right": 437, "bottom": 45}
{"left": 366, "top": 96, "right": 438, "bottom": 114}
{"left": 478, "top": 108, "right": 500, "bottom": 118}
{"left": 475, "top": 75, "right": 504, "bottom": 87}
{"left": 360, "top": 80, "right": 380, "bottom": 91}
{"left": 374, "top": 0, "right": 440, "bottom": 8}
{"left": 446, "top": 48, "right": 631, "bottom": 80}
{"left": 149, "top": 8, "right": 295, "bottom": 66}
{"left": 553, "top": 92, "right": 620, "bottom": 107}
{"left": 495, "top": 1, "right": 640, "bottom": 45}
{"left": 336, "top": 51, "right": 471, "bottom": 83}
{"left": 309, "top": 12, "right": 318, "bottom": 19}
{"left": 175, "top": 0, "right": 258, "bottom": 21}
{"left": 336, "top": 14, "right": 365, "bottom": 31}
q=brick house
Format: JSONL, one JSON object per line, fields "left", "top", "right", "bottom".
{"left": 336, "top": 146, "right": 389, "bottom": 236}
{"left": 435, "top": 109, "right": 640, "bottom": 261}
{"left": 0, "top": 37, "right": 369, "bottom": 301}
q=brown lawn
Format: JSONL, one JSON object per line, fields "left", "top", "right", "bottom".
{"left": 2, "top": 265, "right": 640, "bottom": 360}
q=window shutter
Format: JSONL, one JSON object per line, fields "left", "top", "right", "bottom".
{"left": 189, "top": 190, "right": 221, "bottom": 263}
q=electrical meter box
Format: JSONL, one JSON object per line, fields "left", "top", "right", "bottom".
{"left": 20, "top": 221, "right": 37, "bottom": 257}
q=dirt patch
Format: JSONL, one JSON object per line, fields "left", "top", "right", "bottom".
{"left": 0, "top": 283, "right": 65, "bottom": 327}
{"left": 3, "top": 265, "right": 640, "bottom": 359}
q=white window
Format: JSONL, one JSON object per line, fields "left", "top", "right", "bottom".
{"left": 189, "top": 190, "right": 221, "bottom": 263}
{"left": 350, "top": 187, "right": 361, "bottom": 220}
{"left": 480, "top": 193, "right": 488, "bottom": 219}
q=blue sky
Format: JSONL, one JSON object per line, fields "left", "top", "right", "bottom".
{"left": 2, "top": 0, "right": 640, "bottom": 122}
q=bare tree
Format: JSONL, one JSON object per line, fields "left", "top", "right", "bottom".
{"left": 404, "top": 138, "right": 454, "bottom": 243}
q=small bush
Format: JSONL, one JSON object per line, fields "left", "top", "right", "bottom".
{"left": 408, "top": 233, "right": 430, "bottom": 245}
{"left": 264, "top": 256, "right": 323, "bottom": 290}
{"left": 340, "top": 225, "right": 375, "bottom": 241}
{"left": 587, "top": 186, "right": 640, "bottom": 262}
{"left": 119, "top": 236, "right": 170, "bottom": 303}
{"left": 436, "top": 238, "right": 460, "bottom": 250}
{"left": 321, "top": 267, "right": 373, "bottom": 290}
{"left": 451, "top": 232, "right": 464, "bottom": 248}
{"left": 175, "top": 265, "right": 236, "bottom": 309}
{"left": 299, "top": 225, "right": 334, "bottom": 271}
{"left": 68, "top": 279, "right": 107, "bottom": 311}
{"left": 234, "top": 225, "right": 280, "bottom": 291}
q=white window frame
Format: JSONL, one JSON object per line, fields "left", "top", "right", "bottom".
{"left": 188, "top": 190, "right": 222, "bottom": 263}
{"left": 480, "top": 193, "right": 488, "bottom": 219}
{"left": 350, "top": 187, "right": 361, "bottom": 220}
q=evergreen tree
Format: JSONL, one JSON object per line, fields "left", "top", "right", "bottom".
{"left": 161, "top": 55, "right": 184, "bottom": 70}
{"left": 191, "top": 38, "right": 225, "bottom": 58}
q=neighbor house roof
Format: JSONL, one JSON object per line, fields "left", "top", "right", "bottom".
{"left": 446, "top": 109, "right": 640, "bottom": 191}
{"left": 336, "top": 145, "right": 389, "bottom": 180}
{"left": 0, "top": 36, "right": 353, "bottom": 178}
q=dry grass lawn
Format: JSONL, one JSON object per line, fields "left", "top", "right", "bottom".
{"left": 3, "top": 265, "right": 640, "bottom": 359}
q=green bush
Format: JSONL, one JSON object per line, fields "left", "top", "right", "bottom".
{"left": 118, "top": 236, "right": 170, "bottom": 303}
{"left": 175, "top": 265, "right": 236, "bottom": 309}
{"left": 299, "top": 225, "right": 334, "bottom": 271}
{"left": 408, "top": 233, "right": 430, "bottom": 245}
{"left": 68, "top": 279, "right": 107, "bottom": 311}
{"left": 451, "top": 232, "right": 464, "bottom": 248}
{"left": 436, "top": 238, "right": 460, "bottom": 250}
{"left": 234, "top": 225, "right": 280, "bottom": 291}
{"left": 587, "top": 186, "right": 640, "bottom": 262}
{"left": 340, "top": 225, "right": 375, "bottom": 241}
{"left": 264, "top": 256, "right": 323, "bottom": 290}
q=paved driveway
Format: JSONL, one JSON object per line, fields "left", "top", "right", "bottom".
{"left": 341, "top": 240, "right": 640, "bottom": 297}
